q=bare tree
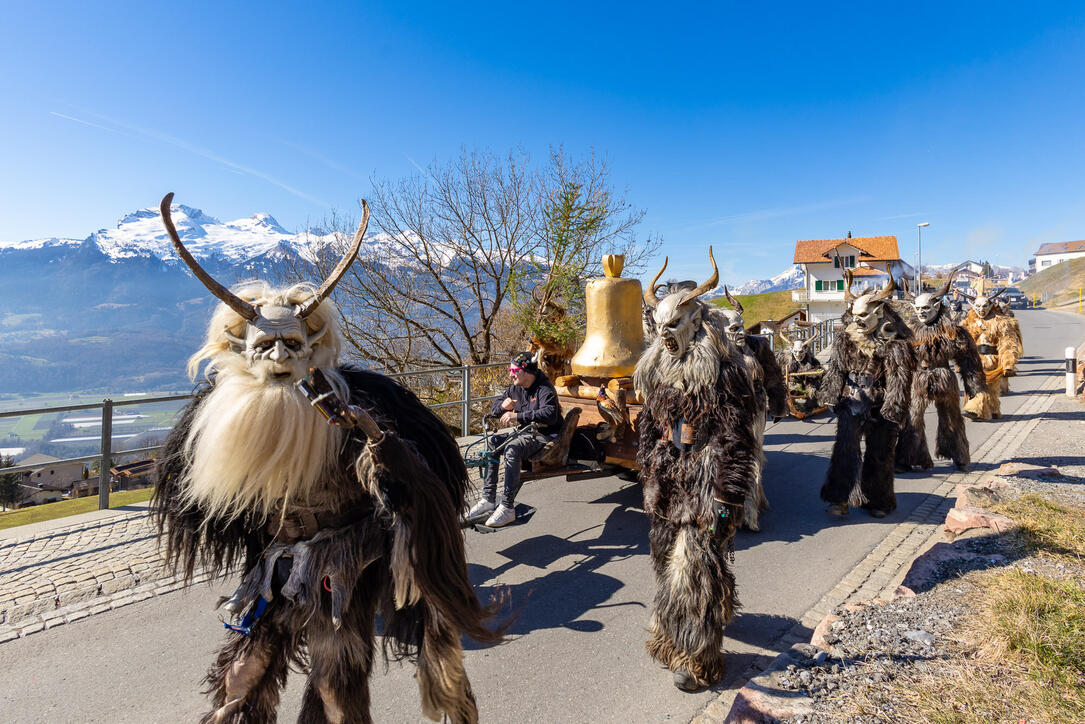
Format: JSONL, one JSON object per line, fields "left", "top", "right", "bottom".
{"left": 289, "top": 146, "right": 656, "bottom": 373}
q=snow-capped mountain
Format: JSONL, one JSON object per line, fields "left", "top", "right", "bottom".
{"left": 729, "top": 265, "right": 805, "bottom": 295}
{"left": 0, "top": 204, "right": 341, "bottom": 265}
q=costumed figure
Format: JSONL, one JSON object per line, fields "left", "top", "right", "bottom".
{"left": 634, "top": 249, "right": 761, "bottom": 691}
{"left": 893, "top": 271, "right": 986, "bottom": 472}
{"left": 960, "top": 288, "right": 1017, "bottom": 420}
{"left": 151, "top": 194, "right": 500, "bottom": 724}
{"left": 818, "top": 273, "right": 915, "bottom": 517}
{"left": 995, "top": 301, "right": 1024, "bottom": 395}
{"left": 526, "top": 285, "right": 576, "bottom": 380}
{"left": 774, "top": 326, "right": 824, "bottom": 415}
{"left": 716, "top": 286, "right": 787, "bottom": 531}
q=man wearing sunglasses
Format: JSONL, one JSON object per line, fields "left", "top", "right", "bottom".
{"left": 465, "top": 351, "right": 562, "bottom": 527}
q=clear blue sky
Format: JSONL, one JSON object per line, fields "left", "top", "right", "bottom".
{"left": 3, "top": 1, "right": 1085, "bottom": 284}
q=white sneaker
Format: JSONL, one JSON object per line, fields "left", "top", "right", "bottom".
{"left": 484, "top": 504, "right": 517, "bottom": 528}
{"left": 464, "top": 498, "right": 495, "bottom": 523}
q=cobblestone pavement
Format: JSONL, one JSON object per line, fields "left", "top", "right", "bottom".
{"left": 0, "top": 508, "right": 202, "bottom": 642}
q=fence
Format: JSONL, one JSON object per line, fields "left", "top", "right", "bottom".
{"left": 0, "top": 362, "right": 509, "bottom": 511}
{"left": 760, "top": 317, "right": 839, "bottom": 356}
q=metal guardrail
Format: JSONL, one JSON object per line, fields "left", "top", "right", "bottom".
{"left": 0, "top": 363, "right": 509, "bottom": 511}
{"left": 761, "top": 318, "right": 839, "bottom": 356}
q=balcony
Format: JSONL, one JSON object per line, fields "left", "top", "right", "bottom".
{"left": 792, "top": 289, "right": 845, "bottom": 303}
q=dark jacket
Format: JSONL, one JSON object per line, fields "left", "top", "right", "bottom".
{"left": 490, "top": 371, "right": 563, "bottom": 435}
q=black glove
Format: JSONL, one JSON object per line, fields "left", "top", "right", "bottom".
{"left": 709, "top": 498, "right": 730, "bottom": 535}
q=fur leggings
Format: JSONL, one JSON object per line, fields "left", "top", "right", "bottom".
{"left": 821, "top": 407, "right": 898, "bottom": 514}
{"left": 963, "top": 376, "right": 1002, "bottom": 420}
{"left": 646, "top": 521, "right": 737, "bottom": 687}
{"left": 742, "top": 413, "right": 769, "bottom": 531}
{"left": 896, "top": 369, "right": 971, "bottom": 470}
{"left": 202, "top": 596, "right": 477, "bottom": 724}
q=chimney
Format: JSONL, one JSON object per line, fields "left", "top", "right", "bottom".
{"left": 847, "top": 231, "right": 852, "bottom": 238}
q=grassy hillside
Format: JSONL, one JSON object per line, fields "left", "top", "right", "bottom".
{"left": 712, "top": 289, "right": 801, "bottom": 326}
{"left": 1020, "top": 257, "right": 1085, "bottom": 308}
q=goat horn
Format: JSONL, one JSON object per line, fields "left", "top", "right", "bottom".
{"left": 296, "top": 200, "right": 369, "bottom": 319}
{"left": 160, "top": 193, "right": 257, "bottom": 322}
{"left": 803, "top": 331, "right": 822, "bottom": 349}
{"left": 936, "top": 267, "right": 960, "bottom": 299}
{"left": 679, "top": 246, "right": 718, "bottom": 306}
{"left": 772, "top": 323, "right": 793, "bottom": 346}
{"left": 842, "top": 265, "right": 856, "bottom": 303}
{"left": 644, "top": 256, "right": 668, "bottom": 308}
{"left": 873, "top": 267, "right": 897, "bottom": 301}
{"left": 989, "top": 287, "right": 1007, "bottom": 300}
{"left": 723, "top": 285, "right": 744, "bottom": 315}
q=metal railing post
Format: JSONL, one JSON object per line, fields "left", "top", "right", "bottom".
{"left": 461, "top": 365, "right": 472, "bottom": 437}
{"left": 98, "top": 399, "right": 113, "bottom": 510}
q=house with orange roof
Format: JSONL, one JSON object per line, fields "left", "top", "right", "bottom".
{"left": 791, "top": 233, "right": 912, "bottom": 322}
{"left": 1029, "top": 240, "right": 1085, "bottom": 275}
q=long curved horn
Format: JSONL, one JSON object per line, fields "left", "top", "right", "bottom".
{"left": 644, "top": 256, "right": 668, "bottom": 308}
{"left": 958, "top": 288, "right": 976, "bottom": 302}
{"left": 842, "top": 265, "right": 856, "bottom": 304}
{"left": 679, "top": 246, "right": 719, "bottom": 306}
{"left": 936, "top": 267, "right": 960, "bottom": 299}
{"left": 296, "top": 200, "right": 370, "bottom": 319}
{"left": 988, "top": 287, "right": 1007, "bottom": 300}
{"left": 723, "top": 285, "right": 744, "bottom": 315}
{"left": 803, "top": 330, "right": 822, "bottom": 349}
{"left": 772, "top": 323, "right": 793, "bottom": 346}
{"left": 873, "top": 268, "right": 897, "bottom": 301}
{"left": 160, "top": 193, "right": 257, "bottom": 322}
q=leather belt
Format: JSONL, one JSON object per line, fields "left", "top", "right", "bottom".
{"left": 268, "top": 501, "right": 374, "bottom": 543}
{"left": 977, "top": 344, "right": 997, "bottom": 355}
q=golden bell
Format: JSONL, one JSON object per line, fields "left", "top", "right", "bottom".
{"left": 570, "top": 255, "right": 645, "bottom": 378}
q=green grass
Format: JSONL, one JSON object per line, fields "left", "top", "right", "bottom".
{"left": 1020, "top": 257, "right": 1085, "bottom": 307}
{"left": 0, "top": 487, "right": 154, "bottom": 530}
{"left": 712, "top": 289, "right": 801, "bottom": 328}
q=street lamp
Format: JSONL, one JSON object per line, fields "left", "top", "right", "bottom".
{"left": 917, "top": 222, "right": 930, "bottom": 294}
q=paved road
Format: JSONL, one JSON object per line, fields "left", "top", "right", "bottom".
{"left": 2, "top": 310, "right": 1082, "bottom": 724}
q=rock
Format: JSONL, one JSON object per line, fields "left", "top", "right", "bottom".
{"left": 954, "top": 481, "right": 1010, "bottom": 508}
{"left": 810, "top": 613, "right": 841, "bottom": 650}
{"left": 903, "top": 629, "right": 935, "bottom": 647}
{"left": 893, "top": 585, "right": 916, "bottom": 599}
{"left": 992, "top": 461, "right": 1060, "bottom": 478}
{"left": 944, "top": 506, "right": 1017, "bottom": 536}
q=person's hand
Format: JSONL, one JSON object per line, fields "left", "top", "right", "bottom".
{"left": 500, "top": 398, "right": 516, "bottom": 412}
{"left": 499, "top": 411, "right": 517, "bottom": 427}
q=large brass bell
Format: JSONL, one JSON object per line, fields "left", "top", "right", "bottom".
{"left": 569, "top": 255, "right": 645, "bottom": 378}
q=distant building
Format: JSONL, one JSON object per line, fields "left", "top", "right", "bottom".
{"left": 791, "top": 235, "right": 912, "bottom": 322}
{"left": 15, "top": 453, "right": 86, "bottom": 497}
{"left": 1030, "top": 241, "right": 1085, "bottom": 274}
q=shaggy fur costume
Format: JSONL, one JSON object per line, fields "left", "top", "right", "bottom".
{"left": 961, "top": 310, "right": 1019, "bottom": 420}
{"left": 894, "top": 311, "right": 986, "bottom": 471}
{"left": 634, "top": 310, "right": 760, "bottom": 688}
{"left": 996, "top": 306, "right": 1024, "bottom": 395}
{"left": 732, "top": 333, "right": 786, "bottom": 531}
{"left": 818, "top": 309, "right": 915, "bottom": 516}
{"left": 776, "top": 346, "right": 823, "bottom": 403}
{"left": 154, "top": 367, "right": 501, "bottom": 724}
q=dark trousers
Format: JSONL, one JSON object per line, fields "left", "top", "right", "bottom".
{"left": 482, "top": 431, "right": 548, "bottom": 508}
{"left": 821, "top": 407, "right": 899, "bottom": 514}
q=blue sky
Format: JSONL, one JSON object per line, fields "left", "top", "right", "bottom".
{"left": 2, "top": 1, "right": 1085, "bottom": 284}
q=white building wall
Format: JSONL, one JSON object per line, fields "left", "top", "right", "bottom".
{"left": 1035, "top": 250, "right": 1085, "bottom": 270}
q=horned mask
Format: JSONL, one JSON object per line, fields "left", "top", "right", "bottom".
{"left": 161, "top": 193, "right": 369, "bottom": 384}
{"left": 906, "top": 269, "right": 959, "bottom": 325}
{"left": 777, "top": 326, "right": 820, "bottom": 362}
{"left": 719, "top": 287, "right": 746, "bottom": 348}
{"left": 960, "top": 287, "right": 1005, "bottom": 318}
{"left": 642, "top": 248, "right": 719, "bottom": 359}
{"left": 843, "top": 267, "right": 897, "bottom": 336}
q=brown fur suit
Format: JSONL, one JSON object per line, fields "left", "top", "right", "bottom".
{"left": 895, "top": 312, "right": 986, "bottom": 471}
{"left": 635, "top": 264, "right": 760, "bottom": 690}
{"left": 961, "top": 310, "right": 1019, "bottom": 420}
{"left": 996, "top": 305, "right": 1023, "bottom": 395}
{"left": 818, "top": 306, "right": 915, "bottom": 516}
{"left": 154, "top": 368, "right": 501, "bottom": 723}
{"left": 733, "top": 332, "right": 787, "bottom": 531}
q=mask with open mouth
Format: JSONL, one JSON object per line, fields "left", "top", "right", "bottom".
{"left": 643, "top": 249, "right": 719, "bottom": 359}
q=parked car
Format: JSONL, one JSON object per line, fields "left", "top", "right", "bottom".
{"left": 1003, "top": 287, "right": 1028, "bottom": 309}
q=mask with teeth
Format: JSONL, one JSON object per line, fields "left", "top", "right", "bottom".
{"left": 161, "top": 193, "right": 367, "bottom": 384}
{"left": 720, "top": 286, "right": 746, "bottom": 348}
{"left": 644, "top": 249, "right": 719, "bottom": 359}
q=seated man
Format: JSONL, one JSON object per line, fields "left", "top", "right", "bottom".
{"left": 466, "top": 351, "right": 563, "bottom": 528}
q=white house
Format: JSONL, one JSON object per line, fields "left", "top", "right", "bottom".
{"left": 792, "top": 235, "right": 911, "bottom": 322}
{"left": 1030, "top": 241, "right": 1085, "bottom": 274}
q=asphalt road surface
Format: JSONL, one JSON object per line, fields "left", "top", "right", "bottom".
{"left": 3, "top": 310, "right": 1082, "bottom": 724}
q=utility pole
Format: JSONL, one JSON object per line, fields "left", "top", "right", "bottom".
{"left": 917, "top": 222, "right": 929, "bottom": 294}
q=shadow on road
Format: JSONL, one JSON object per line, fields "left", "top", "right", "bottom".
{"left": 465, "top": 484, "right": 648, "bottom": 647}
